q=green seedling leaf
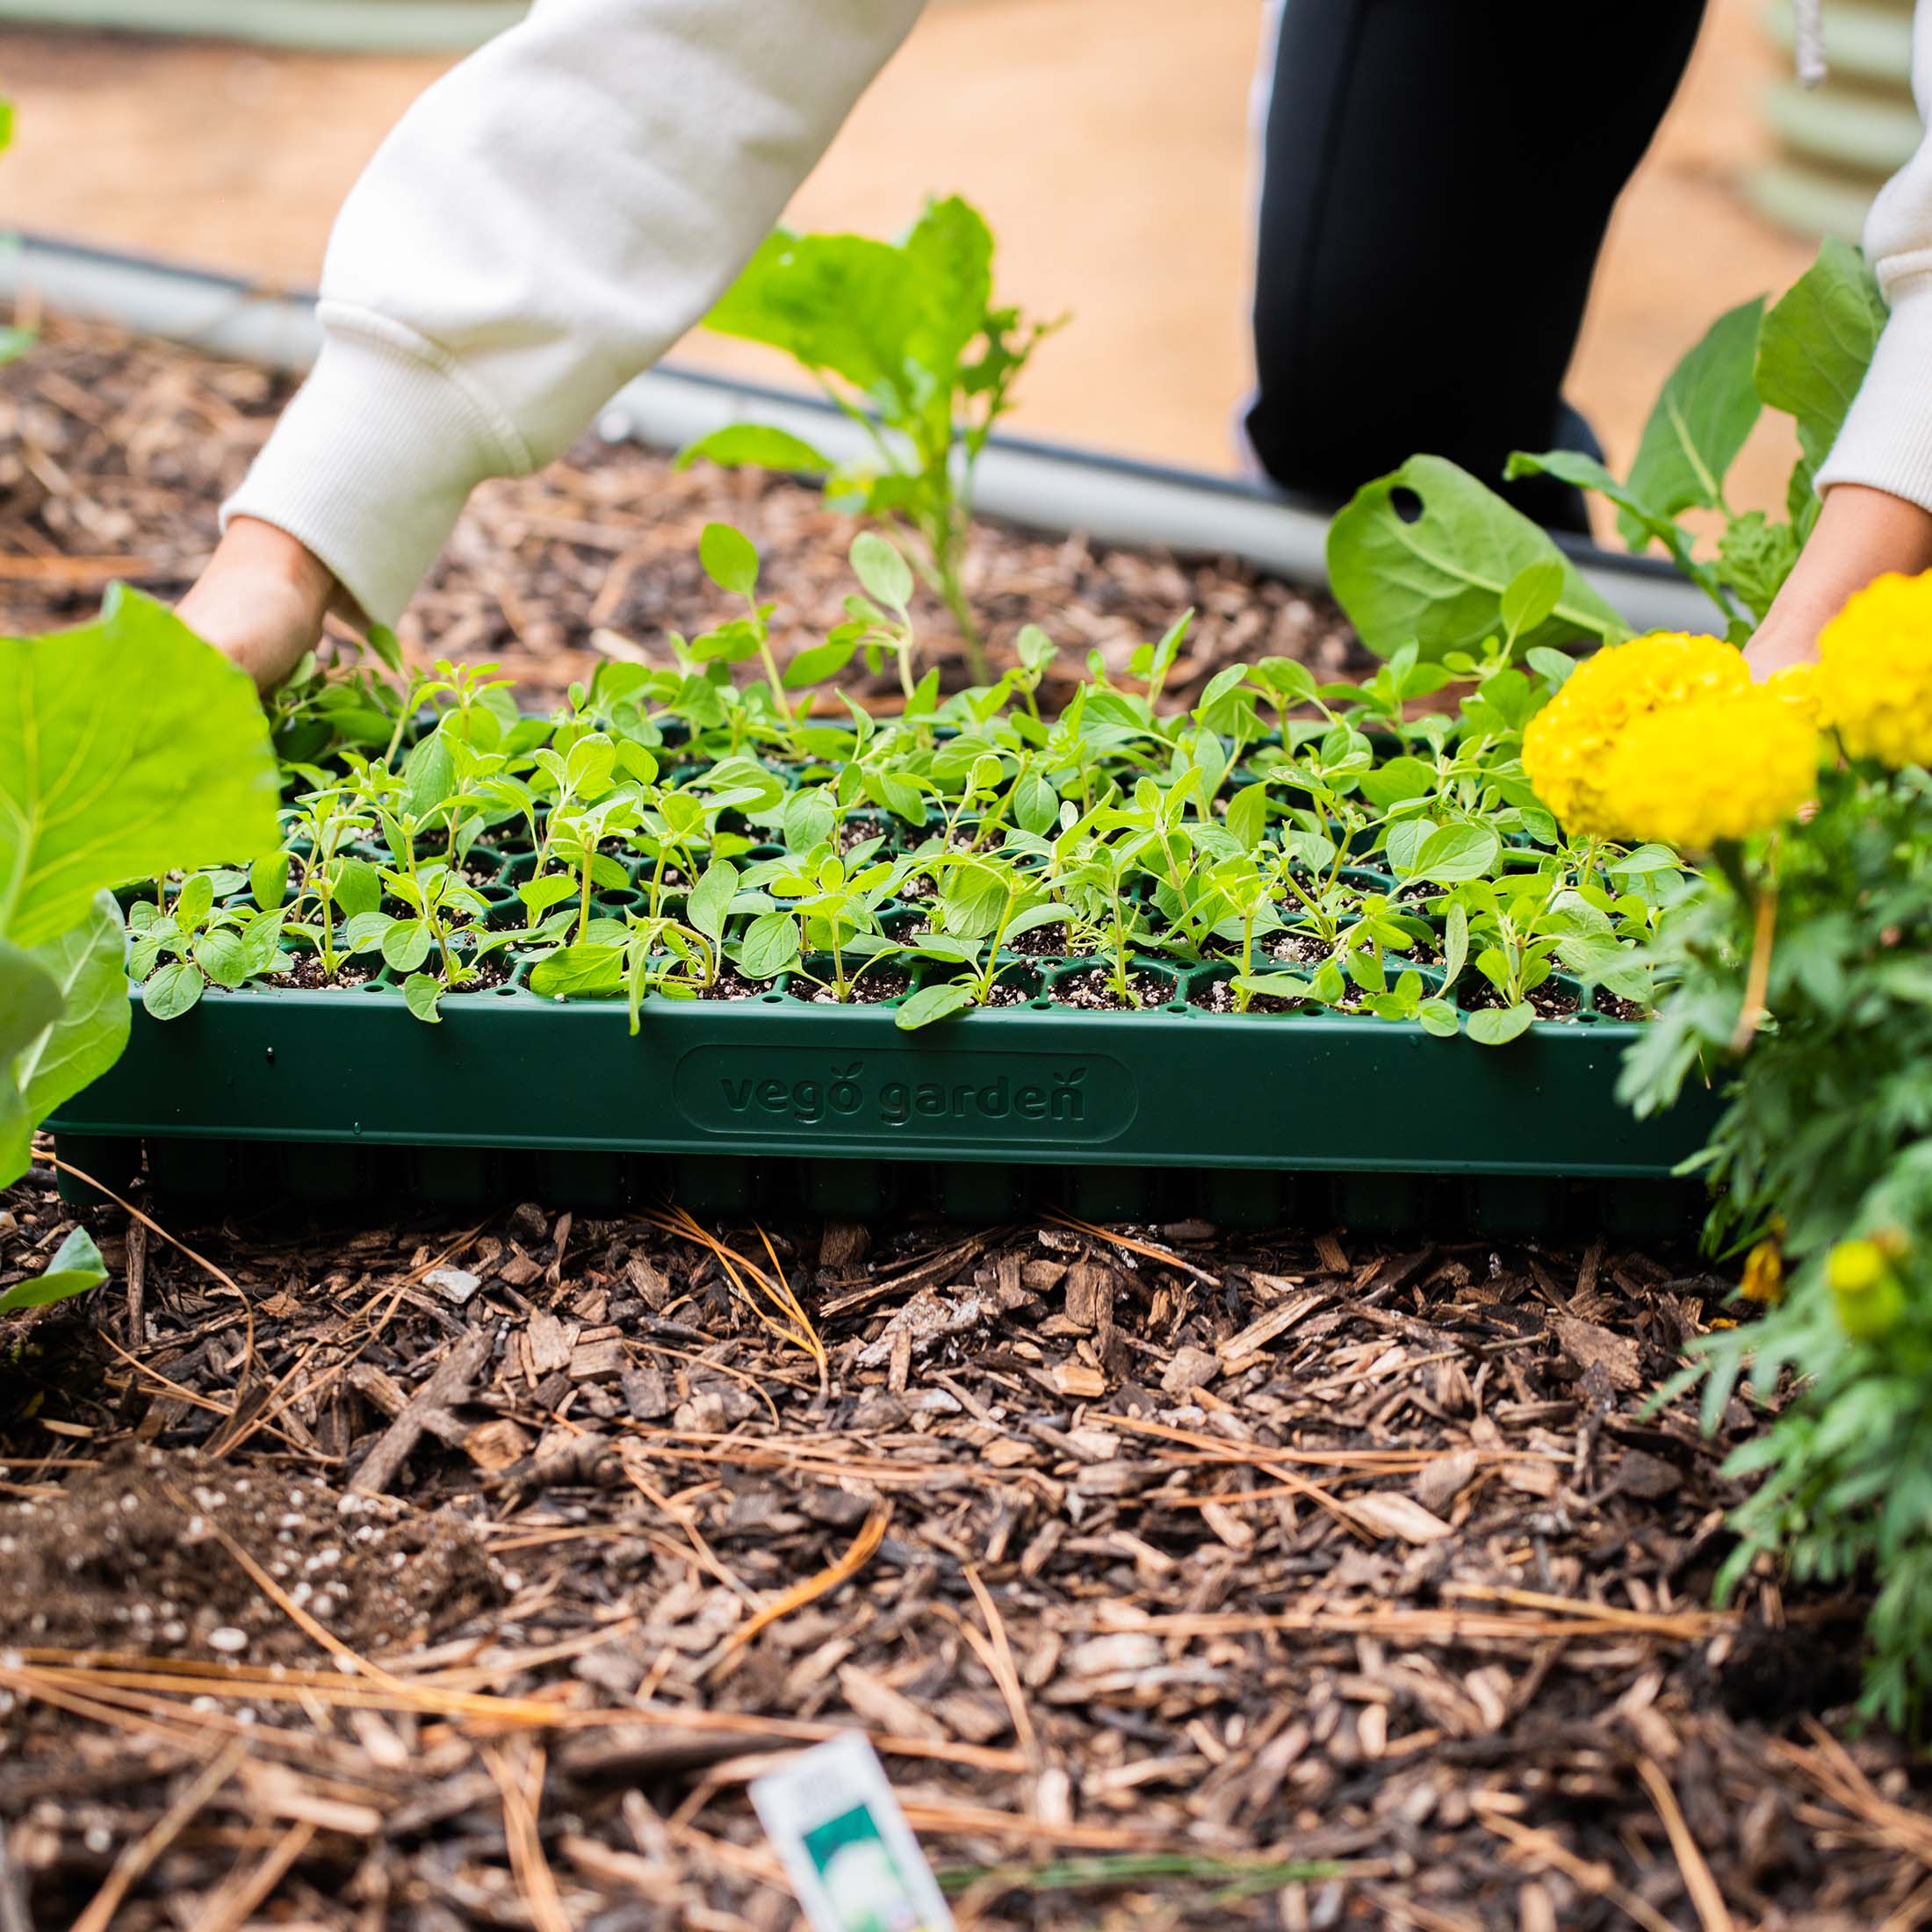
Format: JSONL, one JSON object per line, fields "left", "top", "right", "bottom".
{"left": 850, "top": 531, "right": 915, "bottom": 615}
{"left": 1, "top": 588, "right": 278, "bottom": 948}
{"left": 1499, "top": 560, "right": 1566, "bottom": 644}
{"left": 1012, "top": 769, "right": 1059, "bottom": 836}
{"left": 895, "top": 980, "right": 978, "bottom": 1031}
{"left": 1419, "top": 998, "right": 1461, "bottom": 1038}
{"left": 1224, "top": 781, "right": 1270, "bottom": 852}
{"left": 1408, "top": 823, "right": 1502, "bottom": 885}
{"left": 381, "top": 919, "right": 434, "bottom": 973}
{"left": 400, "top": 731, "right": 455, "bottom": 821}
{"left": 142, "top": 959, "right": 204, "bottom": 1020}
{"left": 1442, "top": 900, "right": 1468, "bottom": 990}
{"left": 251, "top": 851, "right": 290, "bottom": 912}
{"left": 403, "top": 972, "right": 444, "bottom": 1023}
{"left": 530, "top": 945, "right": 624, "bottom": 1000}
{"left": 1467, "top": 1002, "right": 1534, "bottom": 1047}
{"left": 783, "top": 634, "right": 860, "bottom": 688}
{"left": 193, "top": 927, "right": 252, "bottom": 989}
{"left": 1620, "top": 294, "right": 1765, "bottom": 543}
{"left": 520, "top": 875, "right": 579, "bottom": 918}
{"left": 335, "top": 857, "right": 382, "bottom": 921}
{"left": 738, "top": 911, "right": 801, "bottom": 979}
{"left": 699, "top": 522, "right": 761, "bottom": 598}
{"left": 1755, "top": 237, "right": 1887, "bottom": 468}
{"left": 0, "top": 1224, "right": 108, "bottom": 1312}
{"left": 1356, "top": 756, "right": 1437, "bottom": 811}
{"left": 1326, "top": 456, "right": 1628, "bottom": 661}
{"left": 686, "top": 860, "right": 738, "bottom": 945}
{"left": 675, "top": 423, "right": 833, "bottom": 474}
{"left": 174, "top": 872, "right": 215, "bottom": 934}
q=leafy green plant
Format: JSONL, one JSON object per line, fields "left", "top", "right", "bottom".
{"left": 1330, "top": 240, "right": 1885, "bottom": 659}
{"left": 679, "top": 195, "right": 1057, "bottom": 684}
{"left": 2, "top": 588, "right": 279, "bottom": 1187}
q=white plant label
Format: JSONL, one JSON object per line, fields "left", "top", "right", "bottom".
{"left": 750, "top": 1733, "right": 955, "bottom": 1932}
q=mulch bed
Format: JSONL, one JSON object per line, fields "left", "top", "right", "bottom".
{"left": 4, "top": 309, "right": 1928, "bottom": 1929}
{"left": 0, "top": 314, "right": 1363, "bottom": 705}
{"left": 0, "top": 1163, "right": 1921, "bottom": 1931}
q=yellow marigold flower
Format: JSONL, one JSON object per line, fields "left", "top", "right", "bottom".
{"left": 1739, "top": 1234, "right": 1784, "bottom": 1306}
{"left": 1523, "top": 632, "right": 1747, "bottom": 838}
{"left": 1827, "top": 1237, "right": 1907, "bottom": 1344}
{"left": 1816, "top": 570, "right": 1932, "bottom": 768}
{"left": 1764, "top": 660, "right": 1823, "bottom": 724}
{"left": 1596, "top": 686, "right": 1817, "bottom": 850}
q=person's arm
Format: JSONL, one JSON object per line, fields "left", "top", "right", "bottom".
{"left": 1751, "top": 4, "right": 1932, "bottom": 675}
{"left": 187, "top": 0, "right": 925, "bottom": 687}
{"left": 1748, "top": 487, "right": 1932, "bottom": 676}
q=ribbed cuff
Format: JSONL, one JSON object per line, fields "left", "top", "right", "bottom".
{"left": 1817, "top": 274, "right": 1932, "bottom": 515}
{"left": 222, "top": 306, "right": 527, "bottom": 625}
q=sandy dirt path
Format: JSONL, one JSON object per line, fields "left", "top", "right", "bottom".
{"left": 0, "top": 0, "right": 1820, "bottom": 514}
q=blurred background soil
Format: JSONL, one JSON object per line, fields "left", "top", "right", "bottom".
{"left": 0, "top": 0, "right": 1820, "bottom": 528}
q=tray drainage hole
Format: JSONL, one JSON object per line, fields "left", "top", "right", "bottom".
{"left": 1166, "top": 1001, "right": 1190, "bottom": 1014}
{"left": 1029, "top": 998, "right": 1053, "bottom": 1011}
{"left": 761, "top": 993, "right": 786, "bottom": 1004}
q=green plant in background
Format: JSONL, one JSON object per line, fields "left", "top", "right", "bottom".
{"left": 1330, "top": 240, "right": 1885, "bottom": 660}
{"left": 679, "top": 195, "right": 1058, "bottom": 686}
{"left": 0, "top": 588, "right": 280, "bottom": 1212}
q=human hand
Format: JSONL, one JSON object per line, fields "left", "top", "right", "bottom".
{"left": 1746, "top": 485, "right": 1932, "bottom": 681}
{"left": 177, "top": 516, "right": 346, "bottom": 691}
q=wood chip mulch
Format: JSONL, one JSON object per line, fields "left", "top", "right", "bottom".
{"left": 0, "top": 311, "right": 1365, "bottom": 705}
{"left": 0, "top": 1163, "right": 1923, "bottom": 1932}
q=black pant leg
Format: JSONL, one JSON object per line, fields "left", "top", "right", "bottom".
{"left": 1245, "top": 0, "right": 1707, "bottom": 531}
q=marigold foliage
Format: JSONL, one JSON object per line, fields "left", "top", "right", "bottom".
{"left": 1817, "top": 571, "right": 1932, "bottom": 768}
{"left": 1597, "top": 688, "right": 1818, "bottom": 851}
{"left": 1521, "top": 631, "right": 1747, "bottom": 839}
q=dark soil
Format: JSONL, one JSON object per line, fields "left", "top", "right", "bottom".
{"left": 0, "top": 316, "right": 1366, "bottom": 708}
{"left": 1050, "top": 967, "right": 1178, "bottom": 1011}
{"left": 1594, "top": 991, "right": 1654, "bottom": 1022}
{"left": 807, "top": 970, "right": 912, "bottom": 1006}
{"left": 977, "top": 976, "right": 1039, "bottom": 1008}
{"left": 1189, "top": 975, "right": 1302, "bottom": 1016}
{"left": 448, "top": 955, "right": 512, "bottom": 993}
{"left": 263, "top": 954, "right": 372, "bottom": 991}
{"left": 0, "top": 1160, "right": 1917, "bottom": 1931}
{"left": 1007, "top": 920, "right": 1074, "bottom": 959}
{"left": 1465, "top": 979, "right": 1583, "bottom": 1022}
{"left": 697, "top": 967, "right": 776, "bottom": 1002}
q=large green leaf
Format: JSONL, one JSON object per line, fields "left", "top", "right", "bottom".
{"left": 2, "top": 890, "right": 131, "bottom": 1186}
{"left": 1755, "top": 238, "right": 1888, "bottom": 469}
{"left": 1620, "top": 295, "right": 1764, "bottom": 545}
{"left": 0, "top": 587, "right": 280, "bottom": 948}
{"left": 1326, "top": 457, "right": 1629, "bottom": 661}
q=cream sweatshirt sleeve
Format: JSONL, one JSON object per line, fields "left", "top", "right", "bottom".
{"left": 224, "top": 0, "right": 925, "bottom": 624}
{"left": 1816, "top": 2, "right": 1932, "bottom": 508}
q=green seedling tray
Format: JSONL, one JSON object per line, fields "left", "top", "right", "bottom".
{"left": 48, "top": 979, "right": 1721, "bottom": 1235}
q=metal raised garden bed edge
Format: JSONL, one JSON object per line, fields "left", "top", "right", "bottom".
{"left": 13, "top": 232, "right": 1723, "bottom": 1230}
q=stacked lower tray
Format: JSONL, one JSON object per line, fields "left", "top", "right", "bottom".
{"left": 48, "top": 981, "right": 1721, "bottom": 1235}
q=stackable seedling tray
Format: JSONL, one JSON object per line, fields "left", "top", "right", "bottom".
{"left": 48, "top": 965, "right": 1721, "bottom": 1238}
